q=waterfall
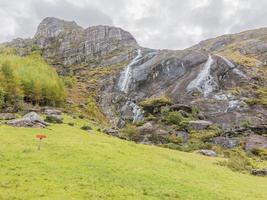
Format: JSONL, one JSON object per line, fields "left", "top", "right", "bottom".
{"left": 187, "top": 55, "right": 217, "bottom": 97}
{"left": 118, "top": 49, "right": 142, "bottom": 93}
{"left": 217, "top": 55, "right": 248, "bottom": 79}
{"left": 127, "top": 101, "right": 143, "bottom": 123}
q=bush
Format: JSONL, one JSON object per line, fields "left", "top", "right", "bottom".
{"left": 68, "top": 122, "right": 75, "bottom": 126}
{"left": 163, "top": 111, "right": 186, "bottom": 126}
{"left": 45, "top": 115, "right": 63, "bottom": 124}
{"left": 140, "top": 96, "right": 172, "bottom": 108}
{"left": 220, "top": 149, "right": 255, "bottom": 172}
{"left": 251, "top": 147, "right": 267, "bottom": 160}
{"left": 121, "top": 124, "right": 141, "bottom": 142}
{"left": 81, "top": 125, "right": 92, "bottom": 131}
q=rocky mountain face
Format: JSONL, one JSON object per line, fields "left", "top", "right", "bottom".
{"left": 4, "top": 17, "right": 267, "bottom": 150}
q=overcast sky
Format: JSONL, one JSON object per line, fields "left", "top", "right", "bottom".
{"left": 0, "top": 0, "right": 266, "bottom": 50}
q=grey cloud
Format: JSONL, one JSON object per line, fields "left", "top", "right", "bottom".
{"left": 1, "top": 0, "right": 267, "bottom": 50}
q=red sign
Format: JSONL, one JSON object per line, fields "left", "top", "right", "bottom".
{"left": 36, "top": 134, "right": 47, "bottom": 140}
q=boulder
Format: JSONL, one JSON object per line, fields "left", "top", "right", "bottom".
{"left": 251, "top": 168, "right": 267, "bottom": 176}
{"left": 44, "top": 109, "right": 62, "bottom": 115}
{"left": 138, "top": 122, "right": 154, "bottom": 135}
{"left": 245, "top": 134, "right": 267, "bottom": 151}
{"left": 175, "top": 131, "right": 189, "bottom": 142}
{"left": 170, "top": 104, "right": 192, "bottom": 113}
{"left": 103, "top": 128, "right": 120, "bottom": 137}
{"left": 7, "top": 112, "right": 48, "bottom": 128}
{"left": 213, "top": 136, "right": 239, "bottom": 148}
{"left": 198, "top": 149, "right": 217, "bottom": 157}
{"left": 0, "top": 113, "right": 16, "bottom": 120}
{"left": 188, "top": 120, "right": 212, "bottom": 130}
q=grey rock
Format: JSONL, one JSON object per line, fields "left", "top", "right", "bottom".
{"left": 175, "top": 131, "right": 189, "bottom": 142}
{"left": 7, "top": 112, "right": 48, "bottom": 128}
{"left": 44, "top": 109, "right": 62, "bottom": 115}
{"left": 198, "top": 149, "right": 217, "bottom": 157}
{"left": 103, "top": 128, "right": 120, "bottom": 137}
{"left": 0, "top": 113, "right": 16, "bottom": 120}
{"left": 188, "top": 120, "right": 213, "bottom": 130}
{"left": 138, "top": 122, "right": 154, "bottom": 135}
{"left": 245, "top": 134, "right": 267, "bottom": 151}
{"left": 251, "top": 168, "right": 267, "bottom": 176}
{"left": 213, "top": 136, "right": 239, "bottom": 148}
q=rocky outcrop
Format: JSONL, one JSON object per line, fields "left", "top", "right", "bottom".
{"left": 7, "top": 112, "right": 48, "bottom": 128}
{"left": 245, "top": 134, "right": 267, "bottom": 151}
{"left": 251, "top": 168, "right": 267, "bottom": 176}
{"left": 0, "top": 113, "right": 16, "bottom": 120}
{"left": 198, "top": 149, "right": 217, "bottom": 157}
{"left": 3, "top": 17, "right": 267, "bottom": 150}
{"left": 188, "top": 120, "right": 212, "bottom": 130}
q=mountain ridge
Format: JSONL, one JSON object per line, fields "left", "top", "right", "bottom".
{"left": 2, "top": 17, "right": 267, "bottom": 151}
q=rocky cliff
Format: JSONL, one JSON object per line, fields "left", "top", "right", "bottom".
{"left": 4, "top": 17, "right": 267, "bottom": 148}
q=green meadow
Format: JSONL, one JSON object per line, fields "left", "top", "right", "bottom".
{"left": 0, "top": 117, "right": 266, "bottom": 200}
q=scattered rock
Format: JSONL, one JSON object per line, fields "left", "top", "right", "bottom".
{"left": 103, "top": 128, "right": 120, "bottom": 137}
{"left": 44, "top": 109, "right": 62, "bottom": 115}
{"left": 213, "top": 136, "right": 239, "bottom": 148}
{"left": 188, "top": 120, "right": 212, "bottom": 130}
{"left": 0, "top": 113, "right": 16, "bottom": 120}
{"left": 251, "top": 168, "right": 267, "bottom": 176}
{"left": 138, "top": 122, "right": 154, "bottom": 135}
{"left": 175, "top": 131, "right": 189, "bottom": 142}
{"left": 7, "top": 112, "right": 48, "bottom": 128}
{"left": 198, "top": 149, "right": 217, "bottom": 157}
{"left": 245, "top": 134, "right": 267, "bottom": 151}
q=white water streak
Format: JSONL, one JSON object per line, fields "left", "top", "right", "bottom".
{"left": 118, "top": 49, "right": 142, "bottom": 93}
{"left": 187, "top": 55, "right": 217, "bottom": 97}
{"left": 218, "top": 55, "right": 248, "bottom": 79}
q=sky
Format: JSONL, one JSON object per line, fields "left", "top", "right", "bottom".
{"left": 0, "top": 0, "right": 266, "bottom": 50}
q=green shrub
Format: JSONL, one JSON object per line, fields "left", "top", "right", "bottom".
{"left": 163, "top": 111, "right": 186, "bottom": 126}
{"left": 63, "top": 76, "right": 77, "bottom": 88}
{"left": 81, "top": 125, "right": 92, "bottom": 131}
{"left": 220, "top": 149, "right": 255, "bottom": 172}
{"left": 45, "top": 115, "right": 63, "bottom": 124}
{"left": 251, "top": 147, "right": 267, "bottom": 159}
{"left": 167, "top": 134, "right": 183, "bottom": 144}
{"left": 68, "top": 122, "right": 75, "bottom": 126}
{"left": 121, "top": 124, "right": 141, "bottom": 142}
{"left": 140, "top": 96, "right": 172, "bottom": 108}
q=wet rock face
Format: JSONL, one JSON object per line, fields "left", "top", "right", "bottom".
{"left": 3, "top": 18, "right": 267, "bottom": 137}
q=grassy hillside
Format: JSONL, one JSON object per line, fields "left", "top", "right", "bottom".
{"left": 0, "top": 118, "right": 266, "bottom": 200}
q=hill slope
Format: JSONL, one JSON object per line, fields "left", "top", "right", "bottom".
{"left": 0, "top": 121, "right": 266, "bottom": 200}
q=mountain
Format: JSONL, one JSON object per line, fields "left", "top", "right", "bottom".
{"left": 3, "top": 17, "right": 267, "bottom": 150}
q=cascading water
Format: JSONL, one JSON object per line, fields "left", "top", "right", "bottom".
{"left": 118, "top": 49, "right": 142, "bottom": 93}
{"left": 217, "top": 55, "right": 248, "bottom": 79}
{"left": 187, "top": 55, "right": 217, "bottom": 97}
{"left": 127, "top": 101, "right": 143, "bottom": 123}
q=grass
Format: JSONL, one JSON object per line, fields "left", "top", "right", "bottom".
{"left": 0, "top": 118, "right": 267, "bottom": 199}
